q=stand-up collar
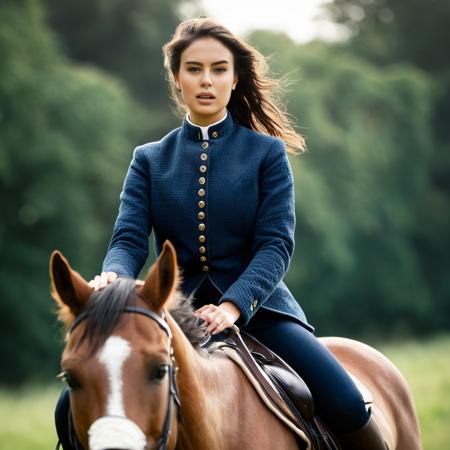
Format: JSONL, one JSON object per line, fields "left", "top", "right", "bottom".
{"left": 181, "top": 109, "right": 235, "bottom": 142}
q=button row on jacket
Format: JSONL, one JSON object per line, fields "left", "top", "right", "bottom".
{"left": 250, "top": 299, "right": 258, "bottom": 311}
{"left": 199, "top": 142, "right": 209, "bottom": 272}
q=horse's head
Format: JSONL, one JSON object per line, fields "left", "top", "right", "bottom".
{"left": 50, "top": 240, "right": 181, "bottom": 450}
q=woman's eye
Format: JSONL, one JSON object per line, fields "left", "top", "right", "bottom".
{"left": 150, "top": 364, "right": 169, "bottom": 381}
{"left": 186, "top": 67, "right": 226, "bottom": 73}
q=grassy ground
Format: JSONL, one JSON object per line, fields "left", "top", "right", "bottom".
{"left": 379, "top": 334, "right": 450, "bottom": 450}
{"left": 0, "top": 335, "right": 448, "bottom": 450}
{"left": 0, "top": 383, "right": 60, "bottom": 450}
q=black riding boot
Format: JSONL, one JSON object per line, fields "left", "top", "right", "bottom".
{"left": 338, "top": 408, "right": 389, "bottom": 450}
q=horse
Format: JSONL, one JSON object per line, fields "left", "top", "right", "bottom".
{"left": 50, "top": 240, "right": 421, "bottom": 450}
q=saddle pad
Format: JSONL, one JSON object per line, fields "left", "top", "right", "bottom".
{"left": 219, "top": 345, "right": 312, "bottom": 450}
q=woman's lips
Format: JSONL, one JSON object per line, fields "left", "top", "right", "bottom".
{"left": 196, "top": 97, "right": 215, "bottom": 104}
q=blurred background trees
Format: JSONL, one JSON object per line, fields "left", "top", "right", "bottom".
{"left": 0, "top": 0, "right": 448, "bottom": 384}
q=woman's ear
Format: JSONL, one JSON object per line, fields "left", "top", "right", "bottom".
{"left": 174, "top": 73, "right": 180, "bottom": 90}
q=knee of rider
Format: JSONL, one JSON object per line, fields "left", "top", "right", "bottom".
{"left": 329, "top": 385, "right": 368, "bottom": 432}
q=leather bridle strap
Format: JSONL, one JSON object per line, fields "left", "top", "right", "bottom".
{"left": 69, "top": 305, "right": 172, "bottom": 337}
{"left": 67, "top": 305, "right": 181, "bottom": 450}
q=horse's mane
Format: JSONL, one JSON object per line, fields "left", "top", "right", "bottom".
{"left": 73, "top": 278, "right": 205, "bottom": 353}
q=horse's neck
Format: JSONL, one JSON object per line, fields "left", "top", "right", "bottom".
{"left": 167, "top": 315, "right": 236, "bottom": 450}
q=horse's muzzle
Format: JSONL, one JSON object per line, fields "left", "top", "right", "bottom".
{"left": 88, "top": 416, "right": 147, "bottom": 450}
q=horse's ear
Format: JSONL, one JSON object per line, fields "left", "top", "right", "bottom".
{"left": 140, "top": 240, "right": 179, "bottom": 312}
{"left": 50, "top": 250, "right": 93, "bottom": 317}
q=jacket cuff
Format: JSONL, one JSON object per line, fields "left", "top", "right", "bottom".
{"left": 218, "top": 287, "right": 262, "bottom": 327}
{"left": 102, "top": 249, "right": 138, "bottom": 278}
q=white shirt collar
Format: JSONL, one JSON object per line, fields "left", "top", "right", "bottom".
{"left": 186, "top": 110, "right": 228, "bottom": 140}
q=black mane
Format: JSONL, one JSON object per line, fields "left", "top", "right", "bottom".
{"left": 77, "top": 278, "right": 204, "bottom": 352}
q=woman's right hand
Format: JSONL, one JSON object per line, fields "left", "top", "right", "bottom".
{"left": 88, "top": 272, "right": 118, "bottom": 291}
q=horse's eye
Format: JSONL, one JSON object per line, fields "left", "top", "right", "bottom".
{"left": 59, "top": 371, "right": 81, "bottom": 390}
{"left": 151, "top": 364, "right": 169, "bottom": 381}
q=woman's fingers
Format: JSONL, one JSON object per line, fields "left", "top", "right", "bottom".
{"left": 107, "top": 272, "right": 118, "bottom": 282}
{"left": 88, "top": 272, "right": 118, "bottom": 291}
{"left": 206, "top": 317, "right": 223, "bottom": 334}
{"left": 194, "top": 304, "right": 215, "bottom": 315}
{"left": 193, "top": 303, "right": 236, "bottom": 334}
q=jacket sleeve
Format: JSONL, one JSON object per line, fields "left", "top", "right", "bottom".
{"left": 102, "top": 146, "right": 152, "bottom": 278}
{"left": 219, "top": 138, "right": 296, "bottom": 325}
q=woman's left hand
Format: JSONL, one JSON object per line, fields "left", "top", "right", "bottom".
{"left": 193, "top": 301, "right": 241, "bottom": 335}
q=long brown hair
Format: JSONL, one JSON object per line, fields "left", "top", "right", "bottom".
{"left": 162, "top": 17, "right": 306, "bottom": 155}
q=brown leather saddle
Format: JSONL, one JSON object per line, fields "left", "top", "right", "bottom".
{"left": 208, "top": 326, "right": 341, "bottom": 450}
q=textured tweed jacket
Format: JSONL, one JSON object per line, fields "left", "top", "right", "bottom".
{"left": 102, "top": 110, "right": 313, "bottom": 331}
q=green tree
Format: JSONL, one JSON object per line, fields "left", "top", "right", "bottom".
{"left": 42, "top": 0, "right": 203, "bottom": 139}
{"left": 321, "top": 0, "right": 450, "bottom": 333}
{"left": 0, "top": 0, "right": 141, "bottom": 383}
{"left": 324, "top": 0, "right": 450, "bottom": 73}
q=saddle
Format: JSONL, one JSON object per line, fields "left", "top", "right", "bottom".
{"left": 208, "top": 326, "right": 342, "bottom": 450}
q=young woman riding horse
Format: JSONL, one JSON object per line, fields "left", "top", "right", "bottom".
{"left": 53, "top": 17, "right": 421, "bottom": 450}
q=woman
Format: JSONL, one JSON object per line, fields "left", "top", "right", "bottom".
{"left": 55, "top": 17, "right": 387, "bottom": 449}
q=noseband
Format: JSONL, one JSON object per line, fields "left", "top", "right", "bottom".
{"left": 68, "top": 306, "right": 181, "bottom": 450}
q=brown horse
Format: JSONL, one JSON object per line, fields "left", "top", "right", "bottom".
{"left": 50, "top": 240, "right": 421, "bottom": 450}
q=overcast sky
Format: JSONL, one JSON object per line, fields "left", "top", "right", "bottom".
{"left": 194, "top": 0, "right": 346, "bottom": 43}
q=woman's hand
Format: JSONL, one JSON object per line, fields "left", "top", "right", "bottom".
{"left": 88, "top": 272, "right": 118, "bottom": 291}
{"left": 193, "top": 301, "right": 241, "bottom": 335}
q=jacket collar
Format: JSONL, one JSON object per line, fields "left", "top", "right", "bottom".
{"left": 181, "top": 109, "right": 234, "bottom": 142}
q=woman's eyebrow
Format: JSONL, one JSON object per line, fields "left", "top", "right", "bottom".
{"left": 185, "top": 60, "right": 229, "bottom": 66}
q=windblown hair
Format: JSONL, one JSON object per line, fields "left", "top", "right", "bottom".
{"left": 162, "top": 16, "right": 306, "bottom": 155}
{"left": 71, "top": 278, "right": 205, "bottom": 353}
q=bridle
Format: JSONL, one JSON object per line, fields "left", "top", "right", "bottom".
{"left": 65, "top": 305, "right": 181, "bottom": 450}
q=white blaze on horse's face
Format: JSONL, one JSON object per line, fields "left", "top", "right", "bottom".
{"left": 99, "top": 335, "right": 131, "bottom": 416}
{"left": 87, "top": 335, "right": 147, "bottom": 450}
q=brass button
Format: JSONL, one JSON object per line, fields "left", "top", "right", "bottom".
{"left": 253, "top": 299, "right": 258, "bottom": 307}
{"left": 200, "top": 255, "right": 207, "bottom": 262}
{"left": 198, "top": 235, "right": 206, "bottom": 243}
{"left": 212, "top": 131, "right": 219, "bottom": 138}
{"left": 199, "top": 246, "right": 206, "bottom": 254}
{"left": 198, "top": 200, "right": 205, "bottom": 208}
{"left": 199, "top": 177, "right": 206, "bottom": 185}
{"left": 200, "top": 153, "right": 208, "bottom": 161}
{"left": 201, "top": 141, "right": 209, "bottom": 149}
{"left": 250, "top": 304, "right": 254, "bottom": 311}
{"left": 198, "top": 189, "right": 205, "bottom": 197}
{"left": 199, "top": 165, "right": 207, "bottom": 173}
{"left": 198, "top": 211, "right": 205, "bottom": 220}
{"left": 202, "top": 265, "right": 209, "bottom": 272}
{"left": 198, "top": 223, "right": 206, "bottom": 231}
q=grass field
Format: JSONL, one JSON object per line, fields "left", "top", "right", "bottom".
{"left": 0, "top": 335, "right": 449, "bottom": 450}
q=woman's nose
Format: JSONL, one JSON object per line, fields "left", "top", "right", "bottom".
{"left": 201, "top": 72, "right": 212, "bottom": 86}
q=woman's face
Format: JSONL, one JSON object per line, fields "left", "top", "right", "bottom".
{"left": 175, "top": 37, "right": 238, "bottom": 126}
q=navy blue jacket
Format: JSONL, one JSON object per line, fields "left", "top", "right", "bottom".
{"left": 102, "top": 111, "right": 313, "bottom": 331}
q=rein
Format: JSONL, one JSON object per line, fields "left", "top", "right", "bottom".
{"left": 67, "top": 305, "right": 181, "bottom": 450}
